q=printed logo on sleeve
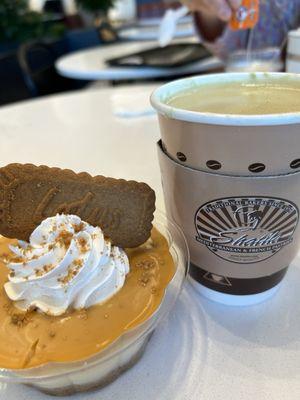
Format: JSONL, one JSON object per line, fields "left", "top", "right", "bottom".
{"left": 195, "top": 197, "right": 298, "bottom": 264}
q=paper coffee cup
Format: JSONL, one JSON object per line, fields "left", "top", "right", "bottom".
{"left": 151, "top": 73, "right": 300, "bottom": 176}
{"left": 151, "top": 73, "right": 300, "bottom": 305}
{"left": 158, "top": 141, "right": 300, "bottom": 305}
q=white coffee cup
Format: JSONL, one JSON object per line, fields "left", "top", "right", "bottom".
{"left": 151, "top": 73, "right": 300, "bottom": 305}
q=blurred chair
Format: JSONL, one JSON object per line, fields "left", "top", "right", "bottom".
{"left": 43, "top": 0, "right": 64, "bottom": 14}
{"left": 64, "top": 26, "right": 117, "bottom": 52}
{"left": 17, "top": 41, "right": 87, "bottom": 97}
{"left": 0, "top": 51, "right": 30, "bottom": 105}
{"left": 64, "top": 28, "right": 101, "bottom": 52}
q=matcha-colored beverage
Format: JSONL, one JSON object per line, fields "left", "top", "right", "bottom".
{"left": 167, "top": 80, "right": 300, "bottom": 115}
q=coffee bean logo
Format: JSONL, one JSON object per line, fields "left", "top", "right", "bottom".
{"left": 206, "top": 160, "right": 221, "bottom": 170}
{"left": 248, "top": 163, "right": 265, "bottom": 173}
{"left": 177, "top": 152, "right": 187, "bottom": 162}
{"left": 290, "top": 159, "right": 300, "bottom": 169}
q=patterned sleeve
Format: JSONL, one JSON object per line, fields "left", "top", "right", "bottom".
{"left": 200, "top": 0, "right": 300, "bottom": 59}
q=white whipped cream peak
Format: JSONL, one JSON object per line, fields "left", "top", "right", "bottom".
{"left": 4, "top": 214, "right": 129, "bottom": 316}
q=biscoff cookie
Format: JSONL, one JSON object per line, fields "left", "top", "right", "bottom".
{"left": 0, "top": 164, "right": 155, "bottom": 247}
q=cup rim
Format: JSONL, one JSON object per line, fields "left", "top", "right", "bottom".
{"left": 150, "top": 72, "right": 300, "bottom": 126}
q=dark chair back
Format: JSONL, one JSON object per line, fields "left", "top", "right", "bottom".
{"left": 64, "top": 28, "right": 101, "bottom": 52}
{"left": 0, "top": 51, "right": 30, "bottom": 105}
{"left": 17, "top": 41, "right": 86, "bottom": 97}
{"left": 43, "top": 0, "right": 64, "bottom": 14}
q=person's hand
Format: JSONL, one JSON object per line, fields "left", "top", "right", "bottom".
{"left": 186, "top": 0, "right": 242, "bottom": 22}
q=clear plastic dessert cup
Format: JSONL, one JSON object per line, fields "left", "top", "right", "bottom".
{"left": 0, "top": 211, "right": 189, "bottom": 396}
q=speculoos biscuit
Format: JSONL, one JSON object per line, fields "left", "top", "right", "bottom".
{"left": 0, "top": 164, "right": 155, "bottom": 247}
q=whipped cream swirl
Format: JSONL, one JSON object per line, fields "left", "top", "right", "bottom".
{"left": 4, "top": 215, "right": 129, "bottom": 316}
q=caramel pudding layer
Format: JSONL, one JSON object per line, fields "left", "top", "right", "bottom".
{"left": 0, "top": 228, "right": 175, "bottom": 369}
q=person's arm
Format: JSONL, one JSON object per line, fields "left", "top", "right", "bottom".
{"left": 185, "top": 0, "right": 241, "bottom": 41}
{"left": 193, "top": 11, "right": 226, "bottom": 41}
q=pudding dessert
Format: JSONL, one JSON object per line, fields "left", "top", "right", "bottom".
{"left": 0, "top": 215, "right": 175, "bottom": 369}
{"left": 0, "top": 164, "right": 187, "bottom": 395}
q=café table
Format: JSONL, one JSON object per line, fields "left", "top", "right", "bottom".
{"left": 117, "top": 21, "right": 195, "bottom": 41}
{"left": 0, "top": 85, "right": 299, "bottom": 400}
{"left": 55, "top": 40, "right": 223, "bottom": 81}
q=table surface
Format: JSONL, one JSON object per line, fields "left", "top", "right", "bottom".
{"left": 55, "top": 40, "right": 222, "bottom": 81}
{"left": 137, "top": 15, "right": 193, "bottom": 27}
{"left": 118, "top": 23, "right": 195, "bottom": 41}
{"left": 0, "top": 85, "right": 299, "bottom": 400}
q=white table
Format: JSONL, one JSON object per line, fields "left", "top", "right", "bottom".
{"left": 56, "top": 41, "right": 222, "bottom": 81}
{"left": 0, "top": 86, "right": 299, "bottom": 400}
{"left": 117, "top": 22, "right": 195, "bottom": 41}
{"left": 137, "top": 15, "right": 193, "bottom": 27}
